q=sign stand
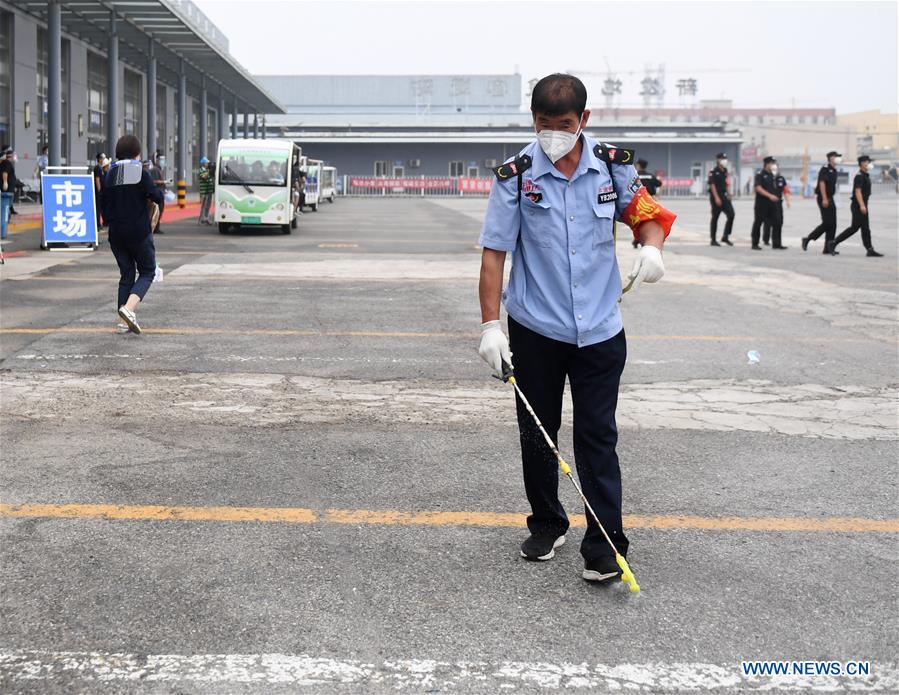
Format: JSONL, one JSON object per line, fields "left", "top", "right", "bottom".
{"left": 40, "top": 165, "right": 99, "bottom": 251}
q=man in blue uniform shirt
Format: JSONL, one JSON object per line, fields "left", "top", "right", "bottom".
{"left": 477, "top": 74, "right": 675, "bottom": 583}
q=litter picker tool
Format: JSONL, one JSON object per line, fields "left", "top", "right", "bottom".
{"left": 496, "top": 360, "right": 640, "bottom": 593}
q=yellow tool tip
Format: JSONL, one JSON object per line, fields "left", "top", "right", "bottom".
{"left": 508, "top": 376, "right": 516, "bottom": 385}
{"left": 615, "top": 554, "right": 640, "bottom": 592}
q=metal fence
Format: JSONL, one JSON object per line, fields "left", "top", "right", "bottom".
{"left": 341, "top": 175, "right": 711, "bottom": 199}
{"left": 342, "top": 175, "right": 494, "bottom": 197}
{"left": 340, "top": 175, "right": 898, "bottom": 199}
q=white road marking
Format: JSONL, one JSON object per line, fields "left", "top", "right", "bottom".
{"left": 13, "top": 352, "right": 476, "bottom": 366}
{"left": 0, "top": 650, "right": 895, "bottom": 691}
{"left": 2, "top": 371, "right": 895, "bottom": 439}
{"left": 167, "top": 250, "right": 896, "bottom": 344}
{"left": 169, "top": 255, "right": 484, "bottom": 280}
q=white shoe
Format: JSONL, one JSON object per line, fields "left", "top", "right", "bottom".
{"left": 115, "top": 323, "right": 130, "bottom": 334}
{"left": 117, "top": 306, "right": 141, "bottom": 334}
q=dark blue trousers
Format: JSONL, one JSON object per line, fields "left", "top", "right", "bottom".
{"left": 109, "top": 234, "right": 156, "bottom": 308}
{"left": 508, "top": 316, "right": 629, "bottom": 560}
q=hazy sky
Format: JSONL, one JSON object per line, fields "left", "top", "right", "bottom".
{"left": 194, "top": 0, "right": 898, "bottom": 114}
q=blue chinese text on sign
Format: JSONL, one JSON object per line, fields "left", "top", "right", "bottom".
{"left": 41, "top": 174, "right": 99, "bottom": 245}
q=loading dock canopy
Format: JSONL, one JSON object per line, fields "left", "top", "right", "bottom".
{"left": 14, "top": 0, "right": 284, "bottom": 112}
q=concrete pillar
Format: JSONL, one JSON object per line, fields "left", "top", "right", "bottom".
{"left": 177, "top": 59, "right": 187, "bottom": 182}
{"left": 218, "top": 86, "right": 226, "bottom": 142}
{"left": 199, "top": 77, "right": 208, "bottom": 159}
{"left": 47, "top": 1, "right": 62, "bottom": 167}
{"left": 261, "top": 115, "right": 266, "bottom": 140}
{"left": 242, "top": 109, "right": 249, "bottom": 139}
{"left": 146, "top": 38, "right": 156, "bottom": 159}
{"left": 69, "top": 42, "right": 88, "bottom": 163}
{"left": 230, "top": 98, "right": 237, "bottom": 139}
{"left": 253, "top": 113, "right": 258, "bottom": 139}
{"left": 107, "top": 10, "right": 118, "bottom": 152}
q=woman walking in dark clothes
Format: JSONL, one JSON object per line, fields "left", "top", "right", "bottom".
{"left": 100, "top": 135, "right": 164, "bottom": 334}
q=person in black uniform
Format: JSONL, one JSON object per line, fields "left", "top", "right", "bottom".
{"left": 802, "top": 150, "right": 841, "bottom": 255}
{"left": 0, "top": 148, "right": 16, "bottom": 215}
{"left": 708, "top": 153, "right": 734, "bottom": 246}
{"left": 99, "top": 134, "right": 164, "bottom": 334}
{"left": 764, "top": 162, "right": 790, "bottom": 249}
{"left": 92, "top": 153, "right": 107, "bottom": 228}
{"left": 833, "top": 155, "right": 883, "bottom": 257}
{"left": 750, "top": 156, "right": 780, "bottom": 250}
{"left": 632, "top": 160, "right": 663, "bottom": 247}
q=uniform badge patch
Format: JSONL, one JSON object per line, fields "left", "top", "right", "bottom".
{"left": 522, "top": 179, "right": 543, "bottom": 203}
{"left": 492, "top": 154, "right": 533, "bottom": 181}
{"left": 628, "top": 175, "right": 643, "bottom": 194}
{"left": 593, "top": 144, "right": 635, "bottom": 165}
{"left": 598, "top": 187, "right": 618, "bottom": 203}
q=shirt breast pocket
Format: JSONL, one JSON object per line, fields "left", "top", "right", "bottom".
{"left": 521, "top": 197, "right": 554, "bottom": 247}
{"left": 592, "top": 200, "right": 615, "bottom": 248}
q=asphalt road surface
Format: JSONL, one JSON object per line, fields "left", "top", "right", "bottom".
{"left": 1, "top": 194, "right": 897, "bottom": 693}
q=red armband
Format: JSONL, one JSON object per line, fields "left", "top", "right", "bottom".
{"left": 622, "top": 186, "right": 676, "bottom": 239}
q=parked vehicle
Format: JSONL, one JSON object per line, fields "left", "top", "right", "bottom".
{"left": 215, "top": 138, "right": 301, "bottom": 234}
{"left": 300, "top": 157, "right": 323, "bottom": 211}
{"left": 321, "top": 166, "right": 337, "bottom": 203}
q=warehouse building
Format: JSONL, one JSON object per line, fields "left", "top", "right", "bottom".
{"left": 258, "top": 74, "right": 744, "bottom": 189}
{"left": 0, "top": 0, "right": 283, "bottom": 185}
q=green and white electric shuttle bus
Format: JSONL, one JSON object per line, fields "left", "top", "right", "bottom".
{"left": 215, "top": 138, "right": 301, "bottom": 233}
{"left": 321, "top": 166, "right": 337, "bottom": 203}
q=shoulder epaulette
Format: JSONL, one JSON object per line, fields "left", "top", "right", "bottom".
{"left": 594, "top": 144, "right": 635, "bottom": 165}
{"left": 492, "top": 155, "right": 532, "bottom": 181}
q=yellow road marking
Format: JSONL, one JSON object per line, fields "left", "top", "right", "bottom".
{"left": 0, "top": 327, "right": 475, "bottom": 338}
{"left": 0, "top": 326, "right": 881, "bottom": 343}
{"left": 1, "top": 503, "right": 896, "bottom": 534}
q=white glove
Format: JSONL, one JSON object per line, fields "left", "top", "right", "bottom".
{"left": 478, "top": 320, "right": 512, "bottom": 375}
{"left": 627, "top": 245, "right": 665, "bottom": 292}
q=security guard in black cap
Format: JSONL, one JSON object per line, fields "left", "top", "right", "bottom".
{"left": 763, "top": 162, "right": 790, "bottom": 249}
{"left": 750, "top": 157, "right": 780, "bottom": 250}
{"left": 707, "top": 153, "right": 734, "bottom": 246}
{"left": 632, "top": 160, "right": 663, "bottom": 247}
{"left": 833, "top": 155, "right": 883, "bottom": 257}
{"left": 802, "top": 150, "right": 841, "bottom": 254}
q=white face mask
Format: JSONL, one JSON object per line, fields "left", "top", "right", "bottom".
{"left": 718, "top": 159, "right": 728, "bottom": 169}
{"left": 770, "top": 165, "right": 778, "bottom": 175}
{"left": 537, "top": 123, "right": 582, "bottom": 163}
{"left": 864, "top": 162, "right": 875, "bottom": 172}
{"left": 830, "top": 157, "right": 842, "bottom": 166}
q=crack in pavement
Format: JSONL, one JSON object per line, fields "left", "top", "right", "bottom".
{"left": 2, "top": 371, "right": 895, "bottom": 440}
{"left": 662, "top": 253, "right": 898, "bottom": 342}
{"left": 0, "top": 649, "right": 896, "bottom": 692}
